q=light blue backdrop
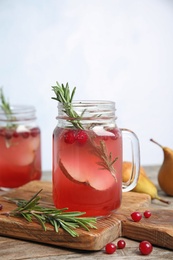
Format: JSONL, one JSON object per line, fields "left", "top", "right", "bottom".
{"left": 0, "top": 0, "right": 173, "bottom": 170}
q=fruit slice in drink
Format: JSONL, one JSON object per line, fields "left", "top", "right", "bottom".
{"left": 59, "top": 158, "right": 115, "bottom": 191}
{"left": 59, "top": 127, "right": 119, "bottom": 190}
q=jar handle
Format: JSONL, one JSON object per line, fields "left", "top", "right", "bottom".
{"left": 121, "top": 128, "right": 140, "bottom": 192}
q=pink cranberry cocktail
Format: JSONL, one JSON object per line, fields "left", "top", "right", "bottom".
{"left": 53, "top": 125, "right": 123, "bottom": 217}
{"left": 0, "top": 105, "right": 42, "bottom": 188}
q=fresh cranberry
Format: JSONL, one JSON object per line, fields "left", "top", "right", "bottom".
{"left": 5, "top": 130, "right": 12, "bottom": 139}
{"left": 139, "top": 241, "right": 153, "bottom": 255}
{"left": 105, "top": 242, "right": 116, "bottom": 254}
{"left": 0, "top": 128, "right": 5, "bottom": 136}
{"left": 131, "top": 211, "right": 142, "bottom": 222}
{"left": 64, "top": 130, "right": 76, "bottom": 144}
{"left": 22, "top": 132, "right": 30, "bottom": 138}
{"left": 13, "top": 131, "right": 19, "bottom": 138}
{"left": 143, "top": 210, "right": 151, "bottom": 218}
{"left": 117, "top": 239, "right": 126, "bottom": 249}
{"left": 76, "top": 130, "right": 88, "bottom": 144}
{"left": 0, "top": 204, "right": 3, "bottom": 210}
{"left": 31, "top": 127, "right": 40, "bottom": 137}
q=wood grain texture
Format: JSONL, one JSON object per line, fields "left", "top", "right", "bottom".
{"left": 121, "top": 208, "right": 173, "bottom": 250}
{"left": 0, "top": 180, "right": 151, "bottom": 251}
{"left": 0, "top": 180, "right": 173, "bottom": 252}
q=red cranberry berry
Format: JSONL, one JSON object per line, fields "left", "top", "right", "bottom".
{"left": 64, "top": 130, "right": 76, "bottom": 144}
{"left": 13, "top": 131, "right": 19, "bottom": 138}
{"left": 117, "top": 239, "right": 126, "bottom": 249}
{"left": 22, "top": 132, "right": 30, "bottom": 138}
{"left": 143, "top": 210, "right": 151, "bottom": 218}
{"left": 5, "top": 131, "right": 12, "bottom": 139}
{"left": 131, "top": 211, "right": 142, "bottom": 222}
{"left": 105, "top": 242, "right": 116, "bottom": 254}
{"left": 0, "top": 204, "right": 3, "bottom": 210}
{"left": 0, "top": 128, "right": 5, "bottom": 136}
{"left": 31, "top": 127, "right": 40, "bottom": 137}
{"left": 139, "top": 241, "right": 153, "bottom": 255}
{"left": 76, "top": 130, "right": 88, "bottom": 144}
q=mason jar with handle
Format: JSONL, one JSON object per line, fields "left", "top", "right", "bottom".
{"left": 52, "top": 100, "right": 140, "bottom": 217}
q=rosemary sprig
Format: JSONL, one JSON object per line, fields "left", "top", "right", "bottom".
{"left": 92, "top": 140, "right": 118, "bottom": 180}
{"left": 0, "top": 88, "right": 13, "bottom": 120}
{"left": 2, "top": 190, "right": 97, "bottom": 237}
{"left": 0, "top": 88, "right": 17, "bottom": 148}
{"left": 51, "top": 82, "right": 83, "bottom": 129}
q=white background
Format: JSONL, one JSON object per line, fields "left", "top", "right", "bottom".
{"left": 0, "top": 0, "right": 173, "bottom": 171}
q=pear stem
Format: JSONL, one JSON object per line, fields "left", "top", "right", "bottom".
{"left": 150, "top": 138, "right": 163, "bottom": 148}
{"left": 156, "top": 196, "right": 170, "bottom": 204}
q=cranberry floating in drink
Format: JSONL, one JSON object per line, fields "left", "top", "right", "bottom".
{"left": 52, "top": 82, "right": 140, "bottom": 217}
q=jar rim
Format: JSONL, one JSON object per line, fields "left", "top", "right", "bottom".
{"left": 0, "top": 105, "right": 36, "bottom": 122}
{"left": 0, "top": 105, "right": 35, "bottom": 114}
{"left": 58, "top": 100, "right": 115, "bottom": 106}
{"left": 57, "top": 100, "right": 116, "bottom": 122}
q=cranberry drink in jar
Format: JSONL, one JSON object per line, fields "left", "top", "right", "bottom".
{"left": 52, "top": 82, "right": 140, "bottom": 217}
{"left": 0, "top": 89, "right": 42, "bottom": 189}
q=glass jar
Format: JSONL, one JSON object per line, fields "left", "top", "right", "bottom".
{"left": 0, "top": 105, "right": 42, "bottom": 189}
{"left": 52, "top": 101, "right": 140, "bottom": 217}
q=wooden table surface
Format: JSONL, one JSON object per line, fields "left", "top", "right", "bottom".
{"left": 1, "top": 166, "right": 173, "bottom": 260}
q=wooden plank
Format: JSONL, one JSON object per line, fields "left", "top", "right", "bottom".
{"left": 120, "top": 208, "right": 173, "bottom": 250}
{"left": 0, "top": 181, "right": 151, "bottom": 251}
{"left": 2, "top": 181, "right": 173, "bottom": 251}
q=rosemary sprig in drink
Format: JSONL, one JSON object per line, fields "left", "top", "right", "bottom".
{"left": 2, "top": 190, "right": 97, "bottom": 237}
{"left": 52, "top": 82, "right": 83, "bottom": 129}
{"left": 92, "top": 140, "right": 118, "bottom": 179}
{"left": 0, "top": 88, "right": 13, "bottom": 121}
{"left": 0, "top": 88, "right": 17, "bottom": 147}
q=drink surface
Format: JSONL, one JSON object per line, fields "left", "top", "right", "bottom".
{"left": 53, "top": 126, "right": 122, "bottom": 217}
{"left": 0, "top": 127, "right": 41, "bottom": 188}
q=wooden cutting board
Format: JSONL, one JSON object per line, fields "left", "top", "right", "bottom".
{"left": 0, "top": 181, "right": 172, "bottom": 251}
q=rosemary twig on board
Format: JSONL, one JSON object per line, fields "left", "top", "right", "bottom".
{"left": 1, "top": 189, "right": 97, "bottom": 237}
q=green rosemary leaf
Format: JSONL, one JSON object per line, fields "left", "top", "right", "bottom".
{"left": 59, "top": 220, "right": 79, "bottom": 229}
{"left": 0, "top": 88, "right": 12, "bottom": 116}
{"left": 17, "top": 196, "right": 40, "bottom": 212}
{"left": 55, "top": 211, "right": 86, "bottom": 217}
{"left": 32, "top": 213, "right": 46, "bottom": 231}
{"left": 0, "top": 88, "right": 16, "bottom": 131}
{"left": 50, "top": 219, "right": 60, "bottom": 232}
{"left": 58, "top": 220, "right": 79, "bottom": 237}
{"left": 21, "top": 212, "right": 32, "bottom": 222}
{"left": 73, "top": 219, "right": 90, "bottom": 231}
{"left": 70, "top": 86, "right": 76, "bottom": 102}
{"left": 17, "top": 189, "right": 42, "bottom": 212}
{"left": 64, "top": 83, "right": 70, "bottom": 102}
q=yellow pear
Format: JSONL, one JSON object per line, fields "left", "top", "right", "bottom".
{"left": 122, "top": 161, "right": 169, "bottom": 203}
{"left": 150, "top": 138, "right": 173, "bottom": 196}
{"left": 122, "top": 162, "right": 147, "bottom": 182}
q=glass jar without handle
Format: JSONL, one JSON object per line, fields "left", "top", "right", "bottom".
{"left": 0, "top": 105, "right": 42, "bottom": 189}
{"left": 52, "top": 100, "right": 140, "bottom": 217}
